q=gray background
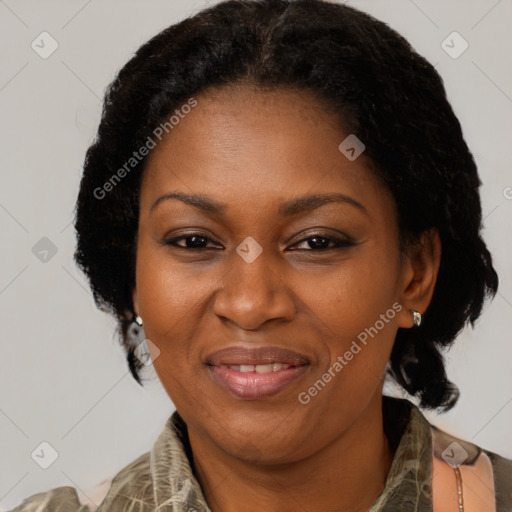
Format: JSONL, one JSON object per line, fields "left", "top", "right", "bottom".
{"left": 1, "top": 0, "right": 511, "bottom": 510}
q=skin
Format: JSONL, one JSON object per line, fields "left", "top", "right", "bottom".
{"left": 132, "top": 83, "right": 441, "bottom": 512}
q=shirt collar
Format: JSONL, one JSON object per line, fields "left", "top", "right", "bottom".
{"left": 369, "top": 396, "right": 433, "bottom": 511}
{"left": 148, "top": 412, "right": 211, "bottom": 511}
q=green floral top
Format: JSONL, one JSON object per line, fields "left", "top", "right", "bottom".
{"left": 9, "top": 397, "right": 512, "bottom": 511}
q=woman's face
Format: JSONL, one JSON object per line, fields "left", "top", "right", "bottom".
{"left": 134, "top": 84, "right": 417, "bottom": 463}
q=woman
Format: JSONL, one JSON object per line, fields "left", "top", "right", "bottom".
{"left": 10, "top": 0, "right": 511, "bottom": 510}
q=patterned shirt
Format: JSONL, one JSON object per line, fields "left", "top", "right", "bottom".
{"left": 9, "top": 396, "right": 512, "bottom": 511}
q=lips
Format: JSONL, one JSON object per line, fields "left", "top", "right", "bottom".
{"left": 206, "top": 345, "right": 310, "bottom": 400}
{"left": 206, "top": 346, "right": 310, "bottom": 367}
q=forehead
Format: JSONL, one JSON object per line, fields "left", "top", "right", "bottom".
{"left": 145, "top": 85, "right": 344, "bottom": 168}
{"left": 140, "top": 84, "right": 392, "bottom": 218}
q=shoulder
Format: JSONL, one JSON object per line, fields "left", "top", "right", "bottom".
{"left": 8, "top": 486, "right": 92, "bottom": 512}
{"left": 7, "top": 452, "right": 152, "bottom": 512}
{"left": 95, "top": 451, "right": 155, "bottom": 511}
{"left": 430, "top": 424, "right": 512, "bottom": 512}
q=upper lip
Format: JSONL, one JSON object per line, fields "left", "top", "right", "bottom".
{"left": 206, "top": 345, "right": 310, "bottom": 366}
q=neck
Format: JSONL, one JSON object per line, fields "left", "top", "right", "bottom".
{"left": 188, "top": 392, "right": 394, "bottom": 512}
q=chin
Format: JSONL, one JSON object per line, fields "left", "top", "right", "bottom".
{"left": 208, "top": 412, "right": 314, "bottom": 463}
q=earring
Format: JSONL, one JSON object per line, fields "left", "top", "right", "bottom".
{"left": 411, "top": 310, "right": 422, "bottom": 327}
{"left": 134, "top": 314, "right": 143, "bottom": 327}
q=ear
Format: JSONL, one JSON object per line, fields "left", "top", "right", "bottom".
{"left": 396, "top": 228, "right": 441, "bottom": 328}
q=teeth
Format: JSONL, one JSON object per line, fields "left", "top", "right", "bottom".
{"left": 226, "top": 363, "right": 291, "bottom": 372}
{"left": 255, "top": 364, "right": 273, "bottom": 373}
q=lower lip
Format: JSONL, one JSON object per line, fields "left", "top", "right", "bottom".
{"left": 207, "top": 365, "right": 309, "bottom": 400}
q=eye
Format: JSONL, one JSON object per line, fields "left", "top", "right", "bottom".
{"left": 162, "top": 233, "right": 221, "bottom": 250}
{"left": 162, "top": 232, "right": 355, "bottom": 251}
{"left": 290, "top": 233, "right": 356, "bottom": 251}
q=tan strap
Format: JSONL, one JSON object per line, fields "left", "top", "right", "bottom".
{"left": 431, "top": 426, "right": 496, "bottom": 512}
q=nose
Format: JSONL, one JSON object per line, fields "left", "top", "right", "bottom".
{"left": 212, "top": 243, "right": 296, "bottom": 331}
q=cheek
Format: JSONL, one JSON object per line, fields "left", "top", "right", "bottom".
{"left": 134, "top": 243, "right": 217, "bottom": 394}
{"left": 308, "top": 245, "right": 401, "bottom": 385}
{"left": 310, "top": 247, "right": 400, "bottom": 338}
{"left": 292, "top": 259, "right": 401, "bottom": 438}
{"left": 136, "top": 241, "right": 216, "bottom": 335}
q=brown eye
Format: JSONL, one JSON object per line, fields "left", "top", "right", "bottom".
{"left": 291, "top": 234, "right": 355, "bottom": 251}
{"left": 163, "top": 233, "right": 219, "bottom": 249}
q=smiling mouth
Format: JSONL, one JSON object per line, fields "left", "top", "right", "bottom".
{"left": 207, "top": 364, "right": 310, "bottom": 400}
{"left": 205, "top": 345, "right": 310, "bottom": 400}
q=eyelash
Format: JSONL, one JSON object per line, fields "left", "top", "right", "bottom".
{"left": 162, "top": 232, "right": 355, "bottom": 252}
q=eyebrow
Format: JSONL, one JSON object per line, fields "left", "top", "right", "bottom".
{"left": 150, "top": 191, "right": 367, "bottom": 217}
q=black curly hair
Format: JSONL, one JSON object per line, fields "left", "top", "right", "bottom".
{"left": 73, "top": 0, "right": 498, "bottom": 411}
